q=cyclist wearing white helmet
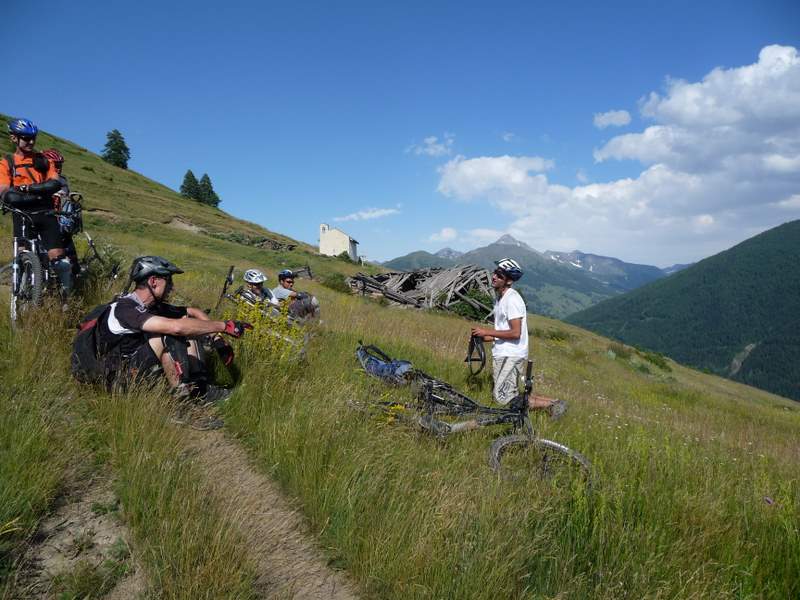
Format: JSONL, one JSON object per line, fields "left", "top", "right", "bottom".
{"left": 243, "top": 268, "right": 276, "bottom": 305}
{"left": 471, "top": 257, "right": 566, "bottom": 417}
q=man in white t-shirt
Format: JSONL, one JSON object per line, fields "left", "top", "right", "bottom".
{"left": 471, "top": 258, "right": 566, "bottom": 417}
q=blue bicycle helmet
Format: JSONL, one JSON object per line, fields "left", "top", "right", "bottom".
{"left": 8, "top": 118, "right": 38, "bottom": 137}
{"left": 278, "top": 269, "right": 294, "bottom": 281}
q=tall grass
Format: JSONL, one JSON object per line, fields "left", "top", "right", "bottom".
{"left": 222, "top": 288, "right": 800, "bottom": 599}
{"left": 0, "top": 301, "right": 258, "bottom": 597}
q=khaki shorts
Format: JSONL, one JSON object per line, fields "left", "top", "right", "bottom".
{"left": 493, "top": 356, "right": 526, "bottom": 405}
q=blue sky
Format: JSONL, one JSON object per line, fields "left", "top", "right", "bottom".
{"left": 7, "top": 0, "right": 800, "bottom": 265}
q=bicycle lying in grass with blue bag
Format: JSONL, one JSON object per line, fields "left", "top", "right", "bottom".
{"left": 354, "top": 342, "right": 593, "bottom": 487}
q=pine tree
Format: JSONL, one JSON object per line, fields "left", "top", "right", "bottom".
{"left": 101, "top": 129, "right": 131, "bottom": 169}
{"left": 198, "top": 173, "right": 221, "bottom": 207}
{"left": 179, "top": 170, "right": 201, "bottom": 200}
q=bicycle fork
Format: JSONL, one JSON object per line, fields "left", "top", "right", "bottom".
{"left": 11, "top": 237, "right": 20, "bottom": 298}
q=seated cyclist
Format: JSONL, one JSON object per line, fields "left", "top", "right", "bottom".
{"left": 239, "top": 268, "right": 277, "bottom": 306}
{"left": 271, "top": 269, "right": 298, "bottom": 302}
{"left": 0, "top": 118, "right": 73, "bottom": 296}
{"left": 271, "top": 269, "right": 320, "bottom": 322}
{"left": 95, "top": 256, "right": 251, "bottom": 402}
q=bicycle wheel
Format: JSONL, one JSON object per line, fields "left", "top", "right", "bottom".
{"left": 489, "top": 435, "right": 592, "bottom": 487}
{"left": 10, "top": 251, "right": 43, "bottom": 323}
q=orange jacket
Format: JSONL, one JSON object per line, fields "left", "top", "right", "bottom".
{"left": 0, "top": 150, "right": 59, "bottom": 188}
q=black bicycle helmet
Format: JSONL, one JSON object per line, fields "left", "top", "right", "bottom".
{"left": 129, "top": 255, "right": 184, "bottom": 283}
{"left": 278, "top": 269, "right": 294, "bottom": 281}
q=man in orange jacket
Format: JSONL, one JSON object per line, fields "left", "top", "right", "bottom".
{"left": 0, "top": 118, "right": 73, "bottom": 295}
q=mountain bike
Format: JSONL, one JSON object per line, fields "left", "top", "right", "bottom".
{"left": 354, "top": 343, "right": 592, "bottom": 486}
{"left": 1, "top": 201, "right": 121, "bottom": 323}
{"left": 1, "top": 202, "right": 63, "bottom": 323}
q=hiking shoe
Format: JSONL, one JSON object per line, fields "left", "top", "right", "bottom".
{"left": 547, "top": 399, "right": 568, "bottom": 420}
{"left": 199, "top": 385, "right": 232, "bottom": 406}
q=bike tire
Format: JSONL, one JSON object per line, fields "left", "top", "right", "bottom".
{"left": 488, "top": 435, "right": 592, "bottom": 486}
{"left": 10, "top": 251, "right": 44, "bottom": 323}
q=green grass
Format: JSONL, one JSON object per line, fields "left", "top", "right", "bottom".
{"left": 219, "top": 291, "right": 800, "bottom": 598}
{"left": 0, "top": 304, "right": 258, "bottom": 597}
{"left": 2, "top": 115, "right": 799, "bottom": 598}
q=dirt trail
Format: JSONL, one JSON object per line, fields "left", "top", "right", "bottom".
{"left": 8, "top": 477, "right": 146, "bottom": 599}
{"left": 182, "top": 428, "right": 359, "bottom": 600}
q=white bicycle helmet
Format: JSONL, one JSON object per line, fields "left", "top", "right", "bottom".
{"left": 244, "top": 268, "right": 267, "bottom": 284}
{"left": 494, "top": 258, "right": 523, "bottom": 281}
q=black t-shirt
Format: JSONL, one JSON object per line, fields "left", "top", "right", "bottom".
{"left": 97, "top": 293, "right": 188, "bottom": 357}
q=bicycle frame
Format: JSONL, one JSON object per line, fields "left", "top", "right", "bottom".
{"left": 417, "top": 360, "right": 535, "bottom": 437}
{"left": 5, "top": 204, "right": 51, "bottom": 297}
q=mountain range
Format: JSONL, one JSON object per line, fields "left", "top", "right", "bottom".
{"left": 568, "top": 219, "right": 800, "bottom": 402}
{"left": 383, "top": 237, "right": 689, "bottom": 318}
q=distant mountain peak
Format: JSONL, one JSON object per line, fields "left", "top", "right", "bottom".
{"left": 435, "top": 247, "right": 463, "bottom": 259}
{"left": 494, "top": 234, "right": 535, "bottom": 251}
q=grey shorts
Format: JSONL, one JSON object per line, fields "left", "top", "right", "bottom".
{"left": 493, "top": 356, "right": 526, "bottom": 405}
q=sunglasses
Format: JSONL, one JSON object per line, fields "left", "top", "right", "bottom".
{"left": 284, "top": 279, "right": 295, "bottom": 285}
{"left": 17, "top": 135, "right": 36, "bottom": 142}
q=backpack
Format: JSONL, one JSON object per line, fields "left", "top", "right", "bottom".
{"left": 71, "top": 303, "right": 117, "bottom": 385}
{"left": 57, "top": 191, "right": 83, "bottom": 235}
{"left": 4, "top": 152, "right": 49, "bottom": 185}
{"left": 357, "top": 345, "right": 414, "bottom": 384}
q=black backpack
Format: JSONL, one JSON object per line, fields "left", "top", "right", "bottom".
{"left": 71, "top": 303, "right": 116, "bottom": 386}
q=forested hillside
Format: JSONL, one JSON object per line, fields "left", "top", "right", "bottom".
{"left": 569, "top": 220, "right": 800, "bottom": 401}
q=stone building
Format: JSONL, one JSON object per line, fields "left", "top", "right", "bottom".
{"left": 319, "top": 223, "right": 359, "bottom": 261}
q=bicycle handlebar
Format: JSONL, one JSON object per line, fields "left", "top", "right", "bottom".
{"left": 1, "top": 201, "right": 66, "bottom": 220}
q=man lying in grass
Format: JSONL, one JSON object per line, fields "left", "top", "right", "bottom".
{"left": 92, "top": 256, "right": 251, "bottom": 402}
{"left": 471, "top": 258, "right": 566, "bottom": 418}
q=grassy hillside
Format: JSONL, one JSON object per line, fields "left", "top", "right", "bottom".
{"left": 568, "top": 220, "right": 800, "bottom": 402}
{"left": 2, "top": 119, "right": 799, "bottom": 598}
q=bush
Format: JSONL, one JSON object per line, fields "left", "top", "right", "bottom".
{"left": 321, "top": 272, "right": 351, "bottom": 294}
{"left": 336, "top": 251, "right": 354, "bottom": 263}
{"left": 607, "top": 342, "right": 632, "bottom": 360}
{"left": 447, "top": 287, "right": 493, "bottom": 321}
{"left": 639, "top": 349, "right": 672, "bottom": 372}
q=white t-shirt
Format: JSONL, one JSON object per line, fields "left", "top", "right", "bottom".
{"left": 492, "top": 288, "right": 528, "bottom": 358}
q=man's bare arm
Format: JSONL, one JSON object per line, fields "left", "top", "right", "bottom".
{"left": 142, "top": 315, "right": 225, "bottom": 337}
{"left": 471, "top": 317, "right": 522, "bottom": 341}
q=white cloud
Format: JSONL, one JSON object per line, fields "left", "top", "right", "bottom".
{"left": 407, "top": 133, "right": 455, "bottom": 157}
{"left": 576, "top": 169, "right": 589, "bottom": 184}
{"left": 334, "top": 207, "right": 400, "bottom": 222}
{"left": 438, "top": 155, "right": 555, "bottom": 201}
{"left": 435, "top": 46, "right": 800, "bottom": 265}
{"left": 501, "top": 132, "right": 516, "bottom": 142}
{"left": 777, "top": 194, "right": 800, "bottom": 210}
{"left": 429, "top": 227, "right": 458, "bottom": 242}
{"left": 593, "top": 109, "right": 631, "bottom": 129}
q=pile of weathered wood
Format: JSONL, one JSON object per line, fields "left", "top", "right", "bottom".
{"left": 347, "top": 265, "right": 493, "bottom": 319}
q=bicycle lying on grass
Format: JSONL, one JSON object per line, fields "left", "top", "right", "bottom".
{"left": 355, "top": 342, "right": 593, "bottom": 487}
